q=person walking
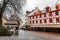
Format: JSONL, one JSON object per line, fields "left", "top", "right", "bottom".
{"left": 15, "top": 26, "right": 19, "bottom": 35}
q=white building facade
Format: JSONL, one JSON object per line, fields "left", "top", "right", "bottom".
{"left": 27, "top": 4, "right": 60, "bottom": 28}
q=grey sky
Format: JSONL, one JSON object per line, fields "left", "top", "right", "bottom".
{"left": 23, "top": 0, "right": 60, "bottom": 11}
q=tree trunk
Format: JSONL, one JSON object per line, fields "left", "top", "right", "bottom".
{"left": 0, "top": 13, "right": 2, "bottom": 27}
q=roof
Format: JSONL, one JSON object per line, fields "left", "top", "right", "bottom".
{"left": 3, "top": 15, "right": 22, "bottom": 22}
{"left": 2, "top": 15, "right": 9, "bottom": 21}
{"left": 4, "top": 23, "right": 18, "bottom": 25}
{"left": 29, "top": 9, "right": 60, "bottom": 17}
{"left": 56, "top": 3, "right": 60, "bottom": 6}
{"left": 28, "top": 4, "right": 60, "bottom": 17}
{"left": 28, "top": 7, "right": 41, "bottom": 16}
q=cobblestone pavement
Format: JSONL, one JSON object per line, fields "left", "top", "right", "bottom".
{"left": 0, "top": 30, "right": 60, "bottom": 40}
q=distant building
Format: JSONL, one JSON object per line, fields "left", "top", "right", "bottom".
{"left": 25, "top": 11, "right": 31, "bottom": 25}
{"left": 27, "top": 3, "right": 60, "bottom": 28}
{"left": 2, "top": 14, "right": 23, "bottom": 29}
{"left": 25, "top": 8, "right": 37, "bottom": 25}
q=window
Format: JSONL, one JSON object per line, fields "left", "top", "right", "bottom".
{"left": 49, "top": 12, "right": 52, "bottom": 16}
{"left": 33, "top": 21, "right": 34, "bottom": 24}
{"left": 36, "top": 20, "right": 38, "bottom": 24}
{"left": 56, "top": 6, "right": 59, "bottom": 9}
{"left": 56, "top": 18, "right": 59, "bottom": 23}
{"left": 36, "top": 16, "right": 38, "bottom": 18}
{"left": 40, "top": 20, "right": 42, "bottom": 23}
{"left": 55, "top": 11, "right": 59, "bottom": 15}
{"left": 40, "top": 14, "right": 42, "bottom": 18}
{"left": 49, "top": 18, "right": 53, "bottom": 23}
{"left": 33, "top": 16, "right": 34, "bottom": 19}
{"left": 30, "top": 17, "right": 31, "bottom": 19}
{"left": 30, "top": 21, "right": 31, "bottom": 24}
{"left": 44, "top": 19, "right": 47, "bottom": 23}
{"left": 44, "top": 13, "right": 46, "bottom": 17}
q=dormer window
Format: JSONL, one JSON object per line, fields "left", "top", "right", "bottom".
{"left": 56, "top": 6, "right": 59, "bottom": 9}
{"left": 46, "top": 7, "right": 51, "bottom": 12}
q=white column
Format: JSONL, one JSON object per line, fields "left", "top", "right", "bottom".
{"left": 42, "top": 19, "right": 44, "bottom": 24}
{"left": 42, "top": 14, "right": 44, "bottom": 18}
{"left": 31, "top": 16, "right": 32, "bottom": 20}
{"left": 59, "top": 11, "right": 60, "bottom": 16}
{"left": 54, "top": 18, "right": 56, "bottom": 24}
{"left": 47, "top": 18, "right": 49, "bottom": 24}
{"left": 38, "top": 20, "right": 40, "bottom": 25}
{"left": 46, "top": 13, "right": 49, "bottom": 18}
{"left": 34, "top": 16, "right": 36, "bottom": 20}
{"left": 52, "top": 18, "right": 54, "bottom": 23}
{"left": 53, "top": 12, "right": 55, "bottom": 17}
{"left": 34, "top": 20, "right": 36, "bottom": 25}
{"left": 38, "top": 15, "right": 40, "bottom": 19}
{"left": 46, "top": 12, "right": 49, "bottom": 24}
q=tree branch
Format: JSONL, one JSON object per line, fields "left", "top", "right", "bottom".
{"left": 0, "top": 0, "right": 9, "bottom": 14}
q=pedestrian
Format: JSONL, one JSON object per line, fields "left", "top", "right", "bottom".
{"left": 15, "top": 26, "right": 19, "bottom": 35}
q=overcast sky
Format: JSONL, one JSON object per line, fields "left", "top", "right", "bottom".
{"left": 23, "top": 0, "right": 60, "bottom": 11}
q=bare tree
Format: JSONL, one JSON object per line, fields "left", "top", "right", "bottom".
{"left": 0, "top": 0, "right": 26, "bottom": 26}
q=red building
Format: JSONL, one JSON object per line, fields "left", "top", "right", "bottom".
{"left": 27, "top": 4, "right": 60, "bottom": 32}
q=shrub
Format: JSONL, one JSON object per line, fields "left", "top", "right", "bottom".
{"left": 0, "top": 27, "right": 8, "bottom": 35}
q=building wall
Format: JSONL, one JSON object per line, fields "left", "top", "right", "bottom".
{"left": 27, "top": 4, "right": 60, "bottom": 28}
{"left": 19, "top": 21, "right": 23, "bottom": 29}
{"left": 2, "top": 17, "right": 7, "bottom": 26}
{"left": 2, "top": 16, "right": 22, "bottom": 29}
